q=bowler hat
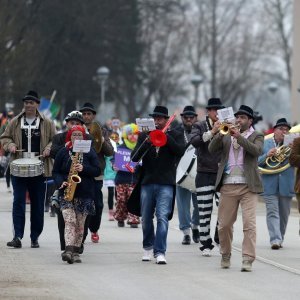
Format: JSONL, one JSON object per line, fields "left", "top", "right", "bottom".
{"left": 234, "top": 105, "right": 254, "bottom": 119}
{"left": 22, "top": 90, "right": 40, "bottom": 103}
{"left": 180, "top": 106, "right": 198, "bottom": 116}
{"left": 206, "top": 98, "right": 224, "bottom": 109}
{"left": 149, "top": 105, "right": 169, "bottom": 118}
{"left": 273, "top": 118, "right": 291, "bottom": 129}
{"left": 79, "top": 102, "right": 97, "bottom": 114}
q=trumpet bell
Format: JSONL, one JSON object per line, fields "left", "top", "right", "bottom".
{"left": 219, "top": 124, "right": 230, "bottom": 135}
{"left": 149, "top": 130, "right": 167, "bottom": 147}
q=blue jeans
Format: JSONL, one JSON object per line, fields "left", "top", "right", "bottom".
{"left": 176, "top": 186, "right": 199, "bottom": 231}
{"left": 141, "top": 184, "right": 173, "bottom": 256}
{"left": 11, "top": 175, "right": 46, "bottom": 241}
{"left": 263, "top": 194, "right": 292, "bottom": 245}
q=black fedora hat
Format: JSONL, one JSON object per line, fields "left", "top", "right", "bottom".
{"left": 180, "top": 105, "right": 197, "bottom": 116}
{"left": 79, "top": 102, "right": 97, "bottom": 114}
{"left": 273, "top": 118, "right": 291, "bottom": 129}
{"left": 234, "top": 105, "right": 254, "bottom": 119}
{"left": 22, "top": 90, "right": 40, "bottom": 103}
{"left": 206, "top": 98, "right": 224, "bottom": 109}
{"left": 149, "top": 105, "right": 169, "bottom": 118}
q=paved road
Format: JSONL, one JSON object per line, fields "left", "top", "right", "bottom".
{"left": 1, "top": 178, "right": 300, "bottom": 300}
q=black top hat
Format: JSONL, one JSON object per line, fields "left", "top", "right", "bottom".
{"left": 273, "top": 118, "right": 291, "bottom": 129}
{"left": 22, "top": 90, "right": 40, "bottom": 103}
{"left": 206, "top": 98, "right": 224, "bottom": 109}
{"left": 180, "top": 105, "right": 198, "bottom": 116}
{"left": 234, "top": 105, "right": 254, "bottom": 119}
{"left": 79, "top": 102, "right": 97, "bottom": 114}
{"left": 149, "top": 105, "right": 169, "bottom": 118}
{"left": 65, "top": 111, "right": 84, "bottom": 124}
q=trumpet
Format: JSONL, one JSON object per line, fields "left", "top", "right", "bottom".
{"left": 219, "top": 122, "right": 240, "bottom": 135}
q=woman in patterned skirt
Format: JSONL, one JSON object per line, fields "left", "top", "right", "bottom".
{"left": 52, "top": 125, "right": 100, "bottom": 264}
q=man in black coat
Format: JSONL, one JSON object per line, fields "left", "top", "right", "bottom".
{"left": 131, "top": 106, "right": 185, "bottom": 264}
{"left": 189, "top": 98, "right": 224, "bottom": 257}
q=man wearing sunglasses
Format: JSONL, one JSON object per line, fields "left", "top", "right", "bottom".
{"left": 176, "top": 106, "right": 200, "bottom": 245}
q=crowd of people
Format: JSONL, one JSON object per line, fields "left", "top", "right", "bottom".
{"left": 0, "top": 90, "right": 299, "bottom": 271}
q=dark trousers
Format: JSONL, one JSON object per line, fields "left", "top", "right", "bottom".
{"left": 6, "top": 165, "right": 11, "bottom": 188}
{"left": 11, "top": 175, "right": 46, "bottom": 241}
{"left": 56, "top": 208, "right": 66, "bottom": 251}
{"left": 83, "top": 180, "right": 103, "bottom": 242}
{"left": 107, "top": 186, "right": 114, "bottom": 210}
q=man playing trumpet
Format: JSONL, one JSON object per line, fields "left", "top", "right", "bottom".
{"left": 209, "top": 105, "right": 263, "bottom": 272}
{"left": 258, "top": 118, "right": 295, "bottom": 250}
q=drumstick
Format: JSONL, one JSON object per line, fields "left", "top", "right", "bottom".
{"left": 15, "top": 149, "right": 25, "bottom": 152}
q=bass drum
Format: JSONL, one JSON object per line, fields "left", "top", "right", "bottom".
{"left": 176, "top": 144, "right": 197, "bottom": 193}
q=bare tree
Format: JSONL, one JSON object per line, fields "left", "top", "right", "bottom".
{"left": 183, "top": 0, "right": 269, "bottom": 109}
{"left": 261, "top": 0, "right": 292, "bottom": 88}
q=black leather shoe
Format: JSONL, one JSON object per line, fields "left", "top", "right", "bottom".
{"left": 118, "top": 221, "right": 125, "bottom": 227}
{"left": 31, "top": 240, "right": 40, "bottom": 248}
{"left": 192, "top": 229, "right": 200, "bottom": 243}
{"left": 7, "top": 237, "right": 22, "bottom": 248}
{"left": 182, "top": 235, "right": 191, "bottom": 245}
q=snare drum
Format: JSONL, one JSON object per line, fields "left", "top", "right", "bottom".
{"left": 10, "top": 158, "right": 44, "bottom": 177}
{"left": 176, "top": 144, "right": 197, "bottom": 192}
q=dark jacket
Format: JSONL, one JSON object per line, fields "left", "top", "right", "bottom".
{"left": 131, "top": 128, "right": 185, "bottom": 185}
{"left": 50, "top": 128, "right": 113, "bottom": 177}
{"left": 208, "top": 131, "right": 264, "bottom": 193}
{"left": 52, "top": 147, "right": 100, "bottom": 199}
{"left": 189, "top": 117, "right": 222, "bottom": 173}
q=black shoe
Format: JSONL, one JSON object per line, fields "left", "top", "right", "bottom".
{"left": 182, "top": 235, "right": 191, "bottom": 245}
{"left": 31, "top": 240, "right": 40, "bottom": 248}
{"left": 130, "top": 224, "right": 139, "bottom": 228}
{"left": 192, "top": 229, "right": 200, "bottom": 243}
{"left": 7, "top": 237, "right": 22, "bottom": 248}
{"left": 118, "top": 221, "right": 125, "bottom": 227}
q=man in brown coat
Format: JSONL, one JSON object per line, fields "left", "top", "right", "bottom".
{"left": 0, "top": 90, "right": 56, "bottom": 248}
{"left": 208, "top": 105, "right": 263, "bottom": 272}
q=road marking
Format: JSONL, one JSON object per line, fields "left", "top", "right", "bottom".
{"left": 232, "top": 246, "right": 300, "bottom": 276}
{"left": 172, "top": 225, "right": 300, "bottom": 275}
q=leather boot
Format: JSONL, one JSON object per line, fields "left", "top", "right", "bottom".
{"left": 61, "top": 246, "right": 74, "bottom": 264}
{"left": 73, "top": 246, "right": 82, "bottom": 263}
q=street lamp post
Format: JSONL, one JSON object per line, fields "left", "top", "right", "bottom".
{"left": 190, "top": 74, "right": 203, "bottom": 106}
{"left": 96, "top": 66, "right": 110, "bottom": 117}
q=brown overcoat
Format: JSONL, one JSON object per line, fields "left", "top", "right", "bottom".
{"left": 0, "top": 109, "right": 56, "bottom": 177}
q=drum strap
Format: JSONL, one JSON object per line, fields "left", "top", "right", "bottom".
{"left": 21, "top": 116, "right": 41, "bottom": 153}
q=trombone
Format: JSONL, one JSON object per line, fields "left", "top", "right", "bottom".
{"left": 125, "top": 114, "right": 177, "bottom": 173}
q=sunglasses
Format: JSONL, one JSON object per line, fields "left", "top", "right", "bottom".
{"left": 183, "top": 115, "right": 196, "bottom": 120}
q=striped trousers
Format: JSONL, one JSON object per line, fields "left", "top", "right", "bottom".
{"left": 195, "top": 172, "right": 219, "bottom": 251}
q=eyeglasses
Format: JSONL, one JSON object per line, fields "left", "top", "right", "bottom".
{"left": 71, "top": 133, "right": 83, "bottom": 137}
{"left": 183, "top": 115, "right": 195, "bottom": 120}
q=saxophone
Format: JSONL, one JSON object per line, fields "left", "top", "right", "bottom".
{"left": 64, "top": 152, "right": 82, "bottom": 201}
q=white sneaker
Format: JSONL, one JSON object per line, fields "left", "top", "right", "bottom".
{"left": 156, "top": 254, "right": 167, "bottom": 265}
{"left": 202, "top": 248, "right": 211, "bottom": 257}
{"left": 142, "top": 250, "right": 152, "bottom": 261}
